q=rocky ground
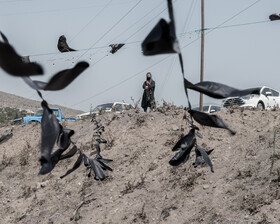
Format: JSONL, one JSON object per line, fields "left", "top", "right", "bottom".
{"left": 0, "top": 106, "right": 279, "bottom": 224}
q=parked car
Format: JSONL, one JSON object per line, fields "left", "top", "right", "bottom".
{"left": 13, "top": 108, "right": 76, "bottom": 124}
{"left": 221, "top": 86, "right": 280, "bottom": 110}
{"left": 193, "top": 105, "right": 221, "bottom": 113}
{"left": 76, "top": 102, "right": 134, "bottom": 120}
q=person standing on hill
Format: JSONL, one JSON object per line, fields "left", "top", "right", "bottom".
{"left": 141, "top": 72, "right": 155, "bottom": 112}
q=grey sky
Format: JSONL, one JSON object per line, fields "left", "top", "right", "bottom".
{"left": 0, "top": 0, "right": 279, "bottom": 111}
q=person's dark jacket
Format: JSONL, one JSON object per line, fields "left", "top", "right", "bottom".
{"left": 141, "top": 79, "right": 155, "bottom": 109}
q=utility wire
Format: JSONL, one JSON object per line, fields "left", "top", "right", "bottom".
{"left": 0, "top": 1, "right": 135, "bottom": 16}
{"left": 181, "top": 0, "right": 263, "bottom": 50}
{"left": 72, "top": 0, "right": 143, "bottom": 64}
{"left": 158, "top": 56, "right": 177, "bottom": 99}
{"left": 202, "top": 0, "right": 263, "bottom": 35}
{"left": 28, "top": 18, "right": 268, "bottom": 60}
{"left": 69, "top": 55, "right": 171, "bottom": 108}
{"left": 123, "top": 4, "right": 169, "bottom": 42}
{"left": 74, "top": 0, "right": 170, "bottom": 72}
{"left": 38, "top": 0, "right": 113, "bottom": 67}
{"left": 44, "top": 0, "right": 143, "bottom": 101}
{"left": 70, "top": 0, "right": 113, "bottom": 43}
{"left": 181, "top": 0, "right": 196, "bottom": 35}
{"left": 194, "top": 20, "right": 269, "bottom": 32}
{"left": 109, "top": 0, "right": 166, "bottom": 43}
{"left": 159, "top": 0, "right": 196, "bottom": 99}
{"left": 17, "top": 0, "right": 265, "bottom": 106}
{"left": 69, "top": 0, "right": 264, "bottom": 108}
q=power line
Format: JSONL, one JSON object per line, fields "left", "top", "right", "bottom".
{"left": 69, "top": 0, "right": 265, "bottom": 108}
{"left": 69, "top": 55, "right": 171, "bottom": 108}
{"left": 159, "top": 0, "right": 197, "bottom": 99}
{"left": 28, "top": 0, "right": 170, "bottom": 65}
{"left": 28, "top": 18, "right": 268, "bottom": 60}
{"left": 72, "top": 0, "right": 143, "bottom": 64}
{"left": 181, "top": 0, "right": 263, "bottom": 50}
{"left": 204, "top": 0, "right": 263, "bottom": 35}
{"left": 32, "top": 1, "right": 143, "bottom": 71}
{"left": 70, "top": 0, "right": 113, "bottom": 43}
{"left": 69, "top": 0, "right": 169, "bottom": 72}
{"left": 0, "top": 1, "right": 136, "bottom": 16}
{"left": 15, "top": 0, "right": 265, "bottom": 107}
{"left": 181, "top": 0, "right": 196, "bottom": 36}
{"left": 196, "top": 20, "right": 269, "bottom": 32}
{"left": 123, "top": 4, "right": 169, "bottom": 42}
{"left": 108, "top": 0, "right": 166, "bottom": 43}
{"left": 158, "top": 56, "right": 177, "bottom": 99}
{"left": 37, "top": 0, "right": 113, "bottom": 65}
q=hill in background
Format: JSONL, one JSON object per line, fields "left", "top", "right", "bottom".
{"left": 0, "top": 91, "right": 84, "bottom": 124}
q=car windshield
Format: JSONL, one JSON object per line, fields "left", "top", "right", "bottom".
{"left": 35, "top": 109, "right": 59, "bottom": 117}
{"left": 52, "top": 110, "right": 59, "bottom": 117}
{"left": 34, "top": 109, "right": 43, "bottom": 117}
{"left": 93, "top": 103, "right": 113, "bottom": 112}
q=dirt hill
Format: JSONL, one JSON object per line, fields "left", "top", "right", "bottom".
{"left": 0, "top": 91, "right": 84, "bottom": 118}
{"left": 0, "top": 107, "right": 279, "bottom": 224}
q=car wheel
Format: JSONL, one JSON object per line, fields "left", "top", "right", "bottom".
{"left": 257, "top": 102, "right": 264, "bottom": 111}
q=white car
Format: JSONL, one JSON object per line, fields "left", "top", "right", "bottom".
{"left": 193, "top": 105, "right": 221, "bottom": 113}
{"left": 76, "top": 102, "right": 133, "bottom": 119}
{"left": 221, "top": 86, "right": 280, "bottom": 110}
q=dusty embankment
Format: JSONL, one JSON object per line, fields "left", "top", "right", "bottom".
{"left": 0, "top": 107, "right": 279, "bottom": 224}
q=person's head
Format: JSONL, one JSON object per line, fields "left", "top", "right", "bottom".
{"left": 146, "top": 72, "right": 152, "bottom": 80}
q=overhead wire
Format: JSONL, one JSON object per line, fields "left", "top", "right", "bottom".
{"left": 69, "top": 0, "right": 265, "bottom": 108}
{"left": 69, "top": 55, "right": 171, "bottom": 108}
{"left": 27, "top": 1, "right": 167, "bottom": 61}
{"left": 71, "top": 0, "right": 143, "bottom": 64}
{"left": 159, "top": 0, "right": 197, "bottom": 99}
{"left": 46, "top": 0, "right": 144, "bottom": 102}
{"left": 157, "top": 56, "right": 177, "bottom": 99}
{"left": 0, "top": 1, "right": 136, "bottom": 16}
{"left": 25, "top": 0, "right": 263, "bottom": 61}
{"left": 28, "top": 18, "right": 269, "bottom": 61}
{"left": 28, "top": 0, "right": 141, "bottom": 99}
{"left": 122, "top": 3, "right": 171, "bottom": 43}
{"left": 195, "top": 19, "right": 269, "bottom": 32}
{"left": 69, "top": 0, "right": 113, "bottom": 43}
{"left": 36, "top": 0, "right": 113, "bottom": 69}
{"left": 12, "top": 0, "right": 265, "bottom": 107}
{"left": 108, "top": 0, "right": 166, "bottom": 43}
{"left": 181, "top": 0, "right": 263, "bottom": 50}
{"left": 64, "top": 0, "right": 168, "bottom": 75}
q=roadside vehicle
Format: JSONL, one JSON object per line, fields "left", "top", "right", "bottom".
{"left": 76, "top": 102, "right": 134, "bottom": 120}
{"left": 13, "top": 108, "right": 76, "bottom": 124}
{"left": 221, "top": 86, "right": 280, "bottom": 110}
{"left": 193, "top": 105, "right": 221, "bottom": 113}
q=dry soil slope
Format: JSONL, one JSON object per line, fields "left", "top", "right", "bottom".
{"left": 0, "top": 91, "right": 84, "bottom": 117}
{"left": 0, "top": 107, "right": 279, "bottom": 224}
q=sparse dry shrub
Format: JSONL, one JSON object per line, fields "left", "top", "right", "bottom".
{"left": 133, "top": 203, "right": 148, "bottom": 224}
{"left": 131, "top": 96, "right": 141, "bottom": 109}
{"left": 121, "top": 174, "right": 146, "bottom": 195}
{"left": 19, "top": 141, "right": 31, "bottom": 166}
{"left": 104, "top": 129, "right": 115, "bottom": 150}
{"left": 0, "top": 150, "right": 13, "bottom": 171}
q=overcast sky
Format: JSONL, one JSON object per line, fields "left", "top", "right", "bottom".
{"left": 0, "top": 0, "right": 280, "bottom": 112}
